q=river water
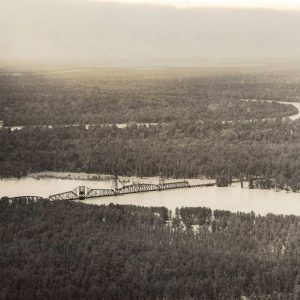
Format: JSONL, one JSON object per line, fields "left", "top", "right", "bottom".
{"left": 241, "top": 99, "right": 300, "bottom": 121}
{"left": 1, "top": 177, "right": 300, "bottom": 216}
{"left": 277, "top": 101, "right": 300, "bottom": 120}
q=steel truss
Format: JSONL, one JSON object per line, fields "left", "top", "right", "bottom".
{"left": 86, "top": 188, "right": 116, "bottom": 198}
{"left": 117, "top": 183, "right": 159, "bottom": 194}
{"left": 158, "top": 181, "right": 190, "bottom": 190}
{"left": 49, "top": 181, "right": 195, "bottom": 201}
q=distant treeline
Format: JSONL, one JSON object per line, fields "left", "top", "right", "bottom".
{"left": 1, "top": 118, "right": 300, "bottom": 191}
{"left": 1, "top": 201, "right": 300, "bottom": 299}
{"left": 0, "top": 69, "right": 298, "bottom": 126}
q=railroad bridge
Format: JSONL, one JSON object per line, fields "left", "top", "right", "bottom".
{"left": 49, "top": 179, "right": 193, "bottom": 201}
{"left": 2, "top": 176, "right": 221, "bottom": 203}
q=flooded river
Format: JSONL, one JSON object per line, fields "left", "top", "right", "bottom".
{"left": 1, "top": 177, "right": 300, "bottom": 216}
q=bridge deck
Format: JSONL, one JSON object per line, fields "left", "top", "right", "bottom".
{"left": 48, "top": 181, "right": 217, "bottom": 201}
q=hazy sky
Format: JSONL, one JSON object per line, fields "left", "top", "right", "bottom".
{"left": 1, "top": 0, "right": 300, "bottom": 67}
{"left": 99, "top": 0, "right": 300, "bottom": 10}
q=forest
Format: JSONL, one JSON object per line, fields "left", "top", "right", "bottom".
{"left": 1, "top": 200, "right": 300, "bottom": 299}
{"left": 1, "top": 67, "right": 300, "bottom": 190}
{"left": 1, "top": 118, "right": 300, "bottom": 191}
{"left": 0, "top": 68, "right": 299, "bottom": 126}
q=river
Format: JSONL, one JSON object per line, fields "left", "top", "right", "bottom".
{"left": 2, "top": 99, "right": 300, "bottom": 131}
{"left": 241, "top": 99, "right": 300, "bottom": 121}
{"left": 1, "top": 176, "right": 300, "bottom": 216}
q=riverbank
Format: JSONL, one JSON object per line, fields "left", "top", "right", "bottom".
{"left": 21, "top": 171, "right": 213, "bottom": 185}
{"left": 28, "top": 171, "right": 113, "bottom": 181}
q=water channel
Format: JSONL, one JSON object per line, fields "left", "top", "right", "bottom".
{"left": 1, "top": 176, "right": 300, "bottom": 216}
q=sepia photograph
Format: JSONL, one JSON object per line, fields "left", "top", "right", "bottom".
{"left": 1, "top": 0, "right": 300, "bottom": 299}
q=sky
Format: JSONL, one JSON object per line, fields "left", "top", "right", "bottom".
{"left": 1, "top": 0, "right": 300, "bottom": 67}
{"left": 98, "top": 0, "right": 300, "bottom": 10}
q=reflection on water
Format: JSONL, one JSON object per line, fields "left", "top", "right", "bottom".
{"left": 1, "top": 178, "right": 300, "bottom": 216}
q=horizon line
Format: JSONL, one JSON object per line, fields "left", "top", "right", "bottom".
{"left": 89, "top": 0, "right": 300, "bottom": 12}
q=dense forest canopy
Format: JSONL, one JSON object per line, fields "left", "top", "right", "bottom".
{"left": 1, "top": 201, "right": 300, "bottom": 299}
{"left": 1, "top": 118, "right": 300, "bottom": 190}
{"left": 0, "top": 68, "right": 299, "bottom": 126}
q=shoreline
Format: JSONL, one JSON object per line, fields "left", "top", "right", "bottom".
{"left": 28, "top": 171, "right": 114, "bottom": 182}
{"left": 2, "top": 171, "right": 214, "bottom": 184}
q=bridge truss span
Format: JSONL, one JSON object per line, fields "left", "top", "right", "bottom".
{"left": 159, "top": 181, "right": 190, "bottom": 190}
{"left": 49, "top": 186, "right": 117, "bottom": 201}
{"left": 117, "top": 183, "right": 159, "bottom": 195}
{"left": 48, "top": 179, "right": 216, "bottom": 201}
{"left": 49, "top": 191, "right": 78, "bottom": 201}
{"left": 85, "top": 188, "right": 116, "bottom": 198}
{"left": 49, "top": 186, "right": 93, "bottom": 201}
